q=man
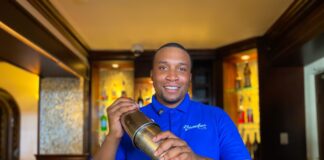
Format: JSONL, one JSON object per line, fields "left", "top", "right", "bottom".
{"left": 94, "top": 43, "right": 251, "bottom": 160}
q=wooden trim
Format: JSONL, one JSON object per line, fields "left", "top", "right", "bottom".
{"left": 0, "top": 0, "right": 88, "bottom": 78}
{"left": 37, "top": 79, "right": 42, "bottom": 154}
{"left": 27, "top": 0, "right": 89, "bottom": 55}
{"left": 82, "top": 78, "right": 91, "bottom": 154}
{"left": 0, "top": 22, "right": 78, "bottom": 77}
{"left": 89, "top": 50, "right": 138, "bottom": 61}
{"left": 213, "top": 58, "right": 223, "bottom": 108}
{"left": 89, "top": 62, "right": 100, "bottom": 155}
{"left": 216, "top": 37, "right": 258, "bottom": 58}
{"left": 89, "top": 49, "right": 217, "bottom": 61}
{"left": 0, "top": 26, "right": 73, "bottom": 77}
{"left": 263, "top": 0, "right": 324, "bottom": 66}
{"left": 265, "top": 0, "right": 317, "bottom": 41}
{"left": 35, "top": 154, "right": 90, "bottom": 160}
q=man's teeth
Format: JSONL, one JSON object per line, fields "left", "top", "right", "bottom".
{"left": 165, "top": 86, "right": 178, "bottom": 90}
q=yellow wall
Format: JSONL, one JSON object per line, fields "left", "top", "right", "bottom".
{"left": 0, "top": 62, "right": 39, "bottom": 160}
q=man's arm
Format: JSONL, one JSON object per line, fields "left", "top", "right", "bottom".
{"left": 93, "top": 97, "right": 138, "bottom": 160}
{"left": 93, "top": 134, "right": 121, "bottom": 160}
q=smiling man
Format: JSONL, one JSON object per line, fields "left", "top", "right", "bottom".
{"left": 94, "top": 43, "right": 251, "bottom": 160}
{"left": 151, "top": 44, "right": 192, "bottom": 108}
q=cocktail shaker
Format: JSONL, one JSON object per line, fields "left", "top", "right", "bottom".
{"left": 121, "top": 110, "right": 162, "bottom": 160}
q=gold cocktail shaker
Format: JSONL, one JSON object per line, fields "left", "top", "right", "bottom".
{"left": 121, "top": 110, "right": 162, "bottom": 160}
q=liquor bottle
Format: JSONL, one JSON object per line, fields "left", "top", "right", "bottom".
{"left": 252, "top": 132, "right": 260, "bottom": 160}
{"left": 235, "top": 64, "right": 242, "bottom": 90}
{"left": 247, "top": 96, "right": 254, "bottom": 123}
{"left": 121, "top": 91, "right": 127, "bottom": 98}
{"left": 137, "top": 89, "right": 144, "bottom": 108}
{"left": 246, "top": 134, "right": 253, "bottom": 158}
{"left": 111, "top": 83, "right": 117, "bottom": 100}
{"left": 243, "top": 62, "right": 252, "bottom": 87}
{"left": 121, "top": 80, "right": 127, "bottom": 98}
{"left": 101, "top": 88, "right": 108, "bottom": 101}
{"left": 100, "top": 106, "right": 108, "bottom": 132}
{"left": 238, "top": 96, "right": 245, "bottom": 124}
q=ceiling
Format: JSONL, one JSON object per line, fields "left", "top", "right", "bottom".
{"left": 19, "top": 0, "right": 293, "bottom": 51}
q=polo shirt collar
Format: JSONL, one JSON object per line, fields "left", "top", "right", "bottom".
{"left": 152, "top": 93, "right": 190, "bottom": 115}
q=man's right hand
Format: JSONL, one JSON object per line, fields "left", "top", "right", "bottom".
{"left": 106, "top": 97, "right": 138, "bottom": 139}
{"left": 94, "top": 97, "right": 138, "bottom": 160}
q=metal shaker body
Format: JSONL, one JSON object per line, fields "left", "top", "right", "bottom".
{"left": 121, "top": 110, "right": 161, "bottom": 160}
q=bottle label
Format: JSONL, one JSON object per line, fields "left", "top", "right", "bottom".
{"left": 101, "top": 119, "right": 107, "bottom": 131}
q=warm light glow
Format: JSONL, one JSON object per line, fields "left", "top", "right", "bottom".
{"left": 0, "top": 21, "right": 81, "bottom": 78}
{"left": 241, "top": 55, "right": 250, "bottom": 60}
{"left": 112, "top": 64, "right": 119, "bottom": 68}
{"left": 0, "top": 62, "right": 39, "bottom": 160}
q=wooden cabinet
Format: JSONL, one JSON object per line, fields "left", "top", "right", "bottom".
{"left": 192, "top": 60, "right": 213, "bottom": 105}
{"left": 222, "top": 48, "right": 261, "bottom": 158}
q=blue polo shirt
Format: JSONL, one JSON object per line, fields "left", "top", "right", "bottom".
{"left": 115, "top": 94, "right": 251, "bottom": 160}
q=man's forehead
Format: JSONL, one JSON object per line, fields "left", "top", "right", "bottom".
{"left": 157, "top": 60, "right": 190, "bottom": 66}
{"left": 154, "top": 47, "right": 190, "bottom": 60}
{"left": 153, "top": 45, "right": 192, "bottom": 68}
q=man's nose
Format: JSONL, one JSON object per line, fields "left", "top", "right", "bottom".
{"left": 165, "top": 70, "right": 179, "bottom": 81}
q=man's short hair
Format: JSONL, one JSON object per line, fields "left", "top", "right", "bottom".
{"left": 153, "top": 42, "right": 192, "bottom": 69}
{"left": 156, "top": 42, "right": 188, "bottom": 53}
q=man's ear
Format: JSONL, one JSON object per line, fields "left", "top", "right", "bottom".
{"left": 150, "top": 70, "right": 153, "bottom": 79}
{"left": 190, "top": 73, "right": 192, "bottom": 81}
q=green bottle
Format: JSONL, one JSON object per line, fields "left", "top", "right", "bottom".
{"left": 100, "top": 107, "right": 108, "bottom": 131}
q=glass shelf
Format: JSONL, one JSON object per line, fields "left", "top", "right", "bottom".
{"left": 222, "top": 49, "right": 261, "bottom": 148}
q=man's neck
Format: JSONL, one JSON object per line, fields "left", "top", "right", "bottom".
{"left": 156, "top": 97, "right": 185, "bottom": 108}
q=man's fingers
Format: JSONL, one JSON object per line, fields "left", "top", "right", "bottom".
{"left": 161, "top": 146, "right": 191, "bottom": 160}
{"left": 154, "top": 138, "right": 186, "bottom": 157}
{"left": 107, "top": 96, "right": 139, "bottom": 114}
{"left": 153, "top": 131, "right": 177, "bottom": 142}
{"left": 110, "top": 104, "right": 137, "bottom": 119}
{"left": 170, "top": 152, "right": 190, "bottom": 160}
{"left": 108, "top": 101, "right": 137, "bottom": 114}
{"left": 109, "top": 97, "right": 135, "bottom": 109}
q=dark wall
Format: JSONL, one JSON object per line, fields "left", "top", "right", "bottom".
{"left": 316, "top": 73, "right": 324, "bottom": 158}
{"left": 258, "top": 44, "right": 306, "bottom": 160}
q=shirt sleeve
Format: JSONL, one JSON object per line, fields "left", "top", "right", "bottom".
{"left": 115, "top": 136, "right": 126, "bottom": 160}
{"left": 217, "top": 110, "right": 251, "bottom": 160}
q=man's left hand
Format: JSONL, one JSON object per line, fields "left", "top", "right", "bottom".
{"left": 152, "top": 131, "right": 210, "bottom": 160}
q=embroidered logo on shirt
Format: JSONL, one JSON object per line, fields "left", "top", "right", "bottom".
{"left": 183, "top": 123, "right": 207, "bottom": 131}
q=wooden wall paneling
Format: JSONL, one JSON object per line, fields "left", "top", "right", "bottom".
{"left": 27, "top": 0, "right": 89, "bottom": 55}
{"left": 83, "top": 78, "right": 91, "bottom": 154}
{"left": 89, "top": 51, "right": 137, "bottom": 61}
{"left": 0, "top": 29, "right": 72, "bottom": 77}
{"left": 90, "top": 62, "right": 99, "bottom": 155}
{"left": 257, "top": 40, "right": 306, "bottom": 160}
{"left": 0, "top": 0, "right": 88, "bottom": 78}
{"left": 315, "top": 72, "right": 324, "bottom": 159}
{"left": 264, "top": 0, "right": 324, "bottom": 66}
{"left": 273, "top": 33, "right": 324, "bottom": 67}
{"left": 212, "top": 56, "right": 223, "bottom": 107}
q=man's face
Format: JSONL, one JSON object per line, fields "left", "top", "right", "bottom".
{"left": 151, "top": 47, "right": 192, "bottom": 108}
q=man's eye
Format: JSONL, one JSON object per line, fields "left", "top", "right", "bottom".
{"left": 159, "top": 66, "right": 167, "bottom": 70}
{"left": 179, "top": 67, "right": 187, "bottom": 72}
